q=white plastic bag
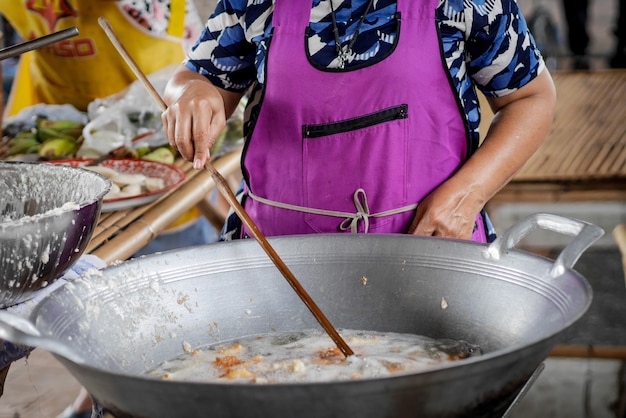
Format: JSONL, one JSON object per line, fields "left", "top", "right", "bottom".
{"left": 3, "top": 104, "right": 88, "bottom": 126}
{"left": 78, "top": 65, "right": 176, "bottom": 157}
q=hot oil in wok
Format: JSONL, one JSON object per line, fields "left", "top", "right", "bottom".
{"left": 147, "top": 330, "right": 482, "bottom": 384}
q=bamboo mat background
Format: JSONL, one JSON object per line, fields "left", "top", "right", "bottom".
{"left": 485, "top": 70, "right": 626, "bottom": 202}
{"left": 517, "top": 71, "right": 626, "bottom": 182}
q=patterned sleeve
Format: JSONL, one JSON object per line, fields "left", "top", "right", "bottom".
{"left": 464, "top": 0, "right": 545, "bottom": 97}
{"left": 184, "top": 0, "right": 260, "bottom": 92}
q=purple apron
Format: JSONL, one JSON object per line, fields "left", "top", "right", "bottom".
{"left": 241, "top": 0, "right": 487, "bottom": 243}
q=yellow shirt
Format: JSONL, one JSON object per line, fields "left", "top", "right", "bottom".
{"left": 3, "top": 0, "right": 189, "bottom": 116}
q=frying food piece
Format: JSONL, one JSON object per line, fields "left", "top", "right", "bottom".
{"left": 145, "top": 177, "right": 165, "bottom": 192}
{"left": 84, "top": 165, "right": 118, "bottom": 178}
{"left": 120, "top": 183, "right": 143, "bottom": 197}
{"left": 104, "top": 183, "right": 121, "bottom": 199}
{"left": 147, "top": 329, "right": 483, "bottom": 384}
{"left": 111, "top": 173, "right": 147, "bottom": 186}
{"left": 84, "top": 165, "right": 165, "bottom": 199}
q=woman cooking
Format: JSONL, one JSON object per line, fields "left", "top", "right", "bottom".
{"left": 162, "top": 0, "right": 557, "bottom": 242}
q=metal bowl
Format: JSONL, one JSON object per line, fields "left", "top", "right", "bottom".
{"left": 0, "top": 161, "right": 111, "bottom": 308}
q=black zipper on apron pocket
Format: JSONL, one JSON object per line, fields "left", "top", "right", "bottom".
{"left": 302, "top": 104, "right": 408, "bottom": 138}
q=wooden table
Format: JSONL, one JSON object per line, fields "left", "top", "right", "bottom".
{"left": 489, "top": 69, "right": 626, "bottom": 204}
{"left": 86, "top": 149, "right": 242, "bottom": 264}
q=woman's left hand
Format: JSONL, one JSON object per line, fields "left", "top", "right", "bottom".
{"left": 408, "top": 179, "right": 481, "bottom": 240}
{"left": 409, "top": 68, "right": 557, "bottom": 240}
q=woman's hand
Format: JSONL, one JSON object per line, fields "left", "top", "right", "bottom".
{"left": 409, "top": 68, "right": 557, "bottom": 239}
{"left": 161, "top": 65, "right": 243, "bottom": 169}
{"left": 408, "top": 179, "right": 481, "bottom": 240}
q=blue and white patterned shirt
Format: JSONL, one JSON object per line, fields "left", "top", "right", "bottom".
{"left": 186, "top": 0, "right": 544, "bottom": 154}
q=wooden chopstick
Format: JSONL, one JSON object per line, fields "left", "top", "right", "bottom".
{"left": 97, "top": 16, "right": 354, "bottom": 357}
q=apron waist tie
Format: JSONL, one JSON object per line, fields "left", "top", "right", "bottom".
{"left": 247, "top": 188, "right": 417, "bottom": 233}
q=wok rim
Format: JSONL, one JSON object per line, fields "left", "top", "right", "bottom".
{"left": 40, "top": 233, "right": 593, "bottom": 387}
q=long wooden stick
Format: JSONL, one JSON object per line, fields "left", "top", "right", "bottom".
{"left": 98, "top": 17, "right": 354, "bottom": 356}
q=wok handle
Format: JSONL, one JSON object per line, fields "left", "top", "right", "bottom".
{"left": 486, "top": 213, "right": 604, "bottom": 276}
{"left": 0, "top": 311, "right": 86, "bottom": 365}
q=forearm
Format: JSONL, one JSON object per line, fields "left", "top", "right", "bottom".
{"left": 447, "top": 69, "right": 557, "bottom": 209}
{"left": 409, "top": 69, "right": 556, "bottom": 239}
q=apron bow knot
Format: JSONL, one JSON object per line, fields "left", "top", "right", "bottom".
{"left": 246, "top": 187, "right": 417, "bottom": 234}
{"left": 339, "top": 188, "right": 371, "bottom": 233}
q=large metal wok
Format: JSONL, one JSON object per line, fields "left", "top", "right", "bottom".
{"left": 0, "top": 213, "right": 603, "bottom": 417}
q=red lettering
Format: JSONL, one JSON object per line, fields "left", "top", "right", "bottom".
{"left": 51, "top": 40, "right": 74, "bottom": 57}
{"left": 73, "top": 39, "right": 95, "bottom": 57}
{"left": 45, "top": 38, "right": 96, "bottom": 58}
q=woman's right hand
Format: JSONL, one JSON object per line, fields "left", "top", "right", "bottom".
{"left": 161, "top": 65, "right": 243, "bottom": 169}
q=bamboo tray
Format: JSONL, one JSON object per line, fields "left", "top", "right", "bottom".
{"left": 86, "top": 149, "right": 242, "bottom": 264}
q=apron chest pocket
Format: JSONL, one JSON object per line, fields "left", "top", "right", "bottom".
{"left": 302, "top": 104, "right": 411, "bottom": 233}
